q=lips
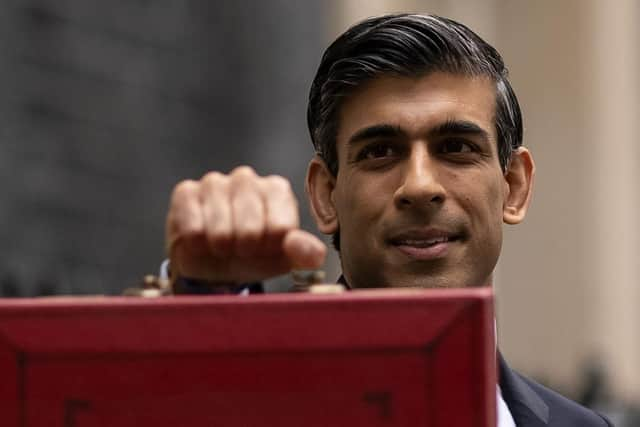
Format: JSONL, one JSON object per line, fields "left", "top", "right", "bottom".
{"left": 388, "top": 229, "right": 462, "bottom": 260}
{"left": 389, "top": 229, "right": 462, "bottom": 246}
{"left": 391, "top": 235, "right": 456, "bottom": 247}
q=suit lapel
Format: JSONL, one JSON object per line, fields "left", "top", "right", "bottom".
{"left": 499, "top": 353, "right": 549, "bottom": 426}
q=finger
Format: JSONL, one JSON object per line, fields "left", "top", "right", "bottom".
{"left": 282, "top": 229, "right": 327, "bottom": 270}
{"left": 230, "top": 166, "right": 265, "bottom": 257}
{"left": 165, "top": 180, "right": 204, "bottom": 254}
{"left": 199, "top": 172, "right": 233, "bottom": 256}
{"left": 261, "top": 175, "right": 299, "bottom": 254}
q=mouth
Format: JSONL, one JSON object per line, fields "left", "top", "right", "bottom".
{"left": 388, "top": 230, "right": 463, "bottom": 260}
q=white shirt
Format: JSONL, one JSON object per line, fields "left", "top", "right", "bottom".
{"left": 498, "top": 386, "right": 517, "bottom": 427}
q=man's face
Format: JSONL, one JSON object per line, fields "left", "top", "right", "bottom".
{"left": 331, "top": 72, "right": 509, "bottom": 289}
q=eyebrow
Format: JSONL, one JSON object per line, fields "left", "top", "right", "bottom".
{"left": 429, "top": 119, "right": 491, "bottom": 143}
{"left": 347, "top": 119, "right": 491, "bottom": 147}
{"left": 347, "top": 124, "right": 405, "bottom": 146}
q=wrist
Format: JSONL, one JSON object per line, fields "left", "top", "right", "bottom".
{"left": 167, "top": 261, "right": 239, "bottom": 295}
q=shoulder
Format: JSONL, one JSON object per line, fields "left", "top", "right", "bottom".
{"left": 515, "top": 371, "right": 613, "bottom": 426}
{"left": 499, "top": 354, "right": 612, "bottom": 426}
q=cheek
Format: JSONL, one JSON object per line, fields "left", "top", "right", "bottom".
{"left": 463, "top": 175, "right": 505, "bottom": 228}
{"left": 337, "top": 175, "right": 389, "bottom": 221}
{"left": 482, "top": 178, "right": 507, "bottom": 240}
{"left": 333, "top": 180, "right": 363, "bottom": 237}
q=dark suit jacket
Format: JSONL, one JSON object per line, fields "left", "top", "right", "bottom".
{"left": 499, "top": 354, "right": 613, "bottom": 426}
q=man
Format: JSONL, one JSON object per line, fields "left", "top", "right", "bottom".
{"left": 164, "top": 14, "right": 612, "bottom": 426}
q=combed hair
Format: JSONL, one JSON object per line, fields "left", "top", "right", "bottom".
{"left": 307, "top": 14, "right": 523, "bottom": 176}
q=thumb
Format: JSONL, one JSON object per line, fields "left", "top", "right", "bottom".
{"left": 282, "top": 229, "right": 327, "bottom": 270}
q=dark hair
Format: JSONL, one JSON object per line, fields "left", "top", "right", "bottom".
{"left": 307, "top": 14, "right": 522, "bottom": 175}
{"left": 306, "top": 14, "right": 523, "bottom": 250}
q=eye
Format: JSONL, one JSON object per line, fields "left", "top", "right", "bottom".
{"left": 358, "top": 142, "right": 397, "bottom": 160}
{"left": 440, "top": 138, "right": 474, "bottom": 154}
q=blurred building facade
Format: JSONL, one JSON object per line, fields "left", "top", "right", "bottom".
{"left": 0, "top": 0, "right": 323, "bottom": 295}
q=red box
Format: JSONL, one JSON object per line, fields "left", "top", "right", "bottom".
{"left": 0, "top": 288, "right": 495, "bottom": 427}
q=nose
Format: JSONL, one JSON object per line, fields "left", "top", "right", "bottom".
{"left": 393, "top": 144, "right": 445, "bottom": 210}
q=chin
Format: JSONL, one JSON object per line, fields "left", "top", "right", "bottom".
{"left": 395, "top": 270, "right": 494, "bottom": 288}
{"left": 376, "top": 274, "right": 454, "bottom": 289}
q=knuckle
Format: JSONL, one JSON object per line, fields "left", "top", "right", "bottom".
{"left": 169, "top": 180, "right": 200, "bottom": 213}
{"left": 266, "top": 207, "right": 298, "bottom": 233}
{"left": 201, "top": 171, "right": 227, "bottom": 188}
{"left": 232, "top": 195, "right": 264, "bottom": 237}
{"left": 264, "top": 175, "right": 293, "bottom": 193}
{"left": 172, "top": 179, "right": 198, "bottom": 200}
{"left": 232, "top": 187, "right": 262, "bottom": 210}
{"left": 230, "top": 165, "right": 257, "bottom": 180}
{"left": 168, "top": 180, "right": 202, "bottom": 230}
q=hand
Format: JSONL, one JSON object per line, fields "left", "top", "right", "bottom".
{"left": 166, "top": 166, "right": 327, "bottom": 283}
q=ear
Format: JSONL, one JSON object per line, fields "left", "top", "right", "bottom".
{"left": 305, "top": 156, "right": 339, "bottom": 235}
{"left": 503, "top": 147, "right": 535, "bottom": 224}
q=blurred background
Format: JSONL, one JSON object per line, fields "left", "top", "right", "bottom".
{"left": 0, "top": 0, "right": 637, "bottom": 423}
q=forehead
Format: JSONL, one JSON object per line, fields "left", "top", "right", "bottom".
{"left": 336, "top": 72, "right": 497, "bottom": 145}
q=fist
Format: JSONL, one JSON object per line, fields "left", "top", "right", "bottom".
{"left": 165, "top": 166, "right": 327, "bottom": 283}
